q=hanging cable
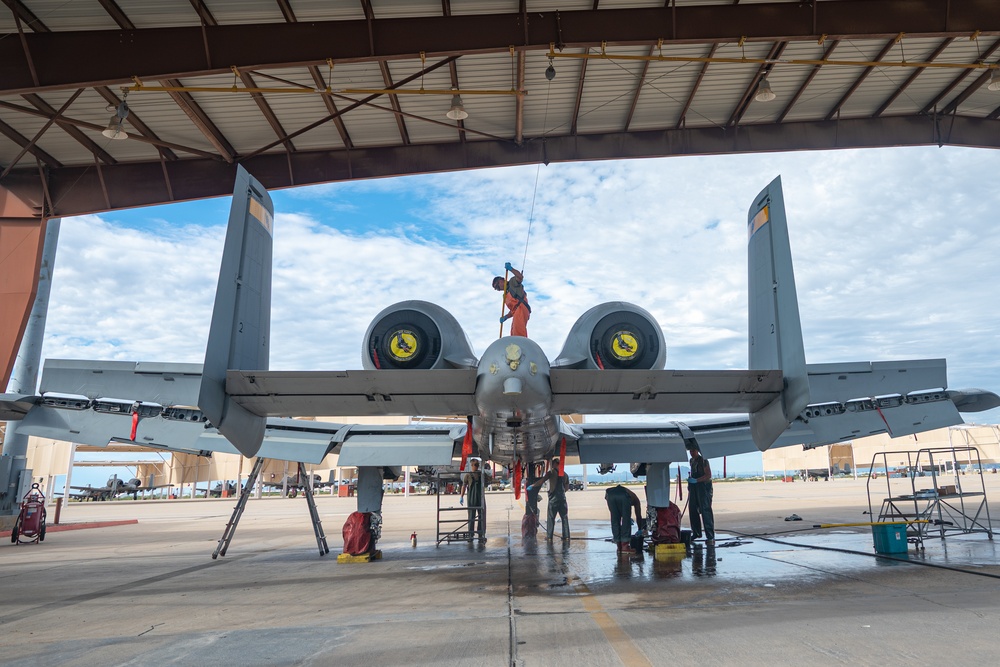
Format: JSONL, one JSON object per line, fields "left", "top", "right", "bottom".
{"left": 499, "top": 65, "right": 554, "bottom": 339}
{"left": 518, "top": 62, "right": 555, "bottom": 275}
{"left": 521, "top": 165, "right": 541, "bottom": 272}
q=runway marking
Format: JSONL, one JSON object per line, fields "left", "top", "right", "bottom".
{"left": 570, "top": 576, "right": 653, "bottom": 667}
{"left": 0, "top": 519, "right": 138, "bottom": 538}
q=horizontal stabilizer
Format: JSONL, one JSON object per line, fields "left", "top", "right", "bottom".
{"left": 226, "top": 369, "right": 478, "bottom": 417}
{"left": 549, "top": 369, "right": 782, "bottom": 415}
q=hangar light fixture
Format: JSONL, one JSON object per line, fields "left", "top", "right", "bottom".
{"left": 545, "top": 58, "right": 556, "bottom": 81}
{"left": 446, "top": 90, "right": 469, "bottom": 120}
{"left": 754, "top": 78, "right": 776, "bottom": 102}
{"left": 102, "top": 98, "right": 129, "bottom": 140}
{"left": 989, "top": 70, "right": 1000, "bottom": 92}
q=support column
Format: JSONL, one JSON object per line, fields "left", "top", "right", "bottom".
{"left": 1, "top": 219, "right": 60, "bottom": 514}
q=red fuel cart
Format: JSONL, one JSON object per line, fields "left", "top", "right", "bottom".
{"left": 11, "top": 483, "right": 46, "bottom": 545}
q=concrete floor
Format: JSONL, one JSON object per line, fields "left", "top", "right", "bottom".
{"left": 3, "top": 477, "right": 1000, "bottom": 666}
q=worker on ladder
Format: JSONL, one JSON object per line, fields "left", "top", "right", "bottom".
{"left": 493, "top": 262, "right": 531, "bottom": 337}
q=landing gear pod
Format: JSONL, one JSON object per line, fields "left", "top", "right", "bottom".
{"left": 363, "top": 300, "right": 478, "bottom": 370}
{"left": 551, "top": 302, "right": 666, "bottom": 371}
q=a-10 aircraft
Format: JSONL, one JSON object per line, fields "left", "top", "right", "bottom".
{"left": 261, "top": 472, "right": 333, "bottom": 498}
{"left": 1, "top": 167, "right": 997, "bottom": 554}
{"left": 206, "top": 474, "right": 328, "bottom": 498}
{"left": 68, "top": 475, "right": 170, "bottom": 501}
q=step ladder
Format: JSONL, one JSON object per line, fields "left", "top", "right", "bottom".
{"left": 214, "top": 458, "right": 330, "bottom": 559}
{"left": 298, "top": 462, "right": 330, "bottom": 556}
{"left": 436, "top": 468, "right": 485, "bottom": 544}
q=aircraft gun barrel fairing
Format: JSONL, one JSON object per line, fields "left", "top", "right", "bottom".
{"left": 1, "top": 167, "right": 996, "bottom": 557}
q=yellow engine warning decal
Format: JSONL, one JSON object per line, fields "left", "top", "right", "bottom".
{"left": 388, "top": 330, "right": 418, "bottom": 361}
{"left": 747, "top": 205, "right": 768, "bottom": 240}
{"left": 610, "top": 331, "right": 639, "bottom": 361}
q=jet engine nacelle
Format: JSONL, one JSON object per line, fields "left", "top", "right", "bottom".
{"left": 363, "top": 300, "right": 478, "bottom": 370}
{"left": 551, "top": 302, "right": 666, "bottom": 371}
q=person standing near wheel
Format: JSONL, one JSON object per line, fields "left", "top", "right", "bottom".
{"left": 493, "top": 262, "right": 531, "bottom": 337}
{"left": 687, "top": 443, "right": 715, "bottom": 546}
{"left": 529, "top": 457, "right": 570, "bottom": 542}
{"left": 460, "top": 458, "right": 486, "bottom": 541}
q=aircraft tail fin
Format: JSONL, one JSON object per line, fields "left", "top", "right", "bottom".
{"left": 197, "top": 166, "right": 273, "bottom": 457}
{"left": 747, "top": 176, "right": 809, "bottom": 451}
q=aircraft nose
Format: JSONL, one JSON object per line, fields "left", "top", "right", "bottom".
{"left": 476, "top": 337, "right": 551, "bottom": 409}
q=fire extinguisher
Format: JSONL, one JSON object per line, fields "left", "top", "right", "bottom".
{"left": 411, "top": 532, "right": 417, "bottom": 547}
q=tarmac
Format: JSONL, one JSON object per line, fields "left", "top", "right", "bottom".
{"left": 3, "top": 475, "right": 1000, "bottom": 666}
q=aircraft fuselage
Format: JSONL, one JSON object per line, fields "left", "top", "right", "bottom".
{"left": 473, "top": 337, "right": 560, "bottom": 465}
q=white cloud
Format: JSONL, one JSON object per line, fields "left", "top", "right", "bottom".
{"left": 43, "top": 146, "right": 999, "bottom": 427}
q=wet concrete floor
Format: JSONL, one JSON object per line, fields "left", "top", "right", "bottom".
{"left": 2, "top": 478, "right": 1000, "bottom": 666}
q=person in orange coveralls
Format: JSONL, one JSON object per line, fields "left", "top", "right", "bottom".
{"left": 493, "top": 262, "right": 531, "bottom": 337}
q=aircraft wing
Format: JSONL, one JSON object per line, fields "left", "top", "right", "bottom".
{"left": 64, "top": 491, "right": 99, "bottom": 499}
{"left": 571, "top": 411, "right": 939, "bottom": 465}
{"left": 10, "top": 359, "right": 469, "bottom": 466}
{"left": 0, "top": 393, "right": 36, "bottom": 420}
{"left": 569, "top": 364, "right": 1000, "bottom": 464}
{"left": 225, "top": 369, "right": 479, "bottom": 417}
{"left": 549, "top": 369, "right": 782, "bottom": 414}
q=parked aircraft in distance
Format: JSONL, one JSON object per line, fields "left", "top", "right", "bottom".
{"left": 260, "top": 473, "right": 333, "bottom": 498}
{"left": 411, "top": 461, "right": 497, "bottom": 494}
{"left": 2, "top": 167, "right": 996, "bottom": 557}
{"left": 208, "top": 481, "right": 237, "bottom": 498}
{"left": 69, "top": 475, "right": 170, "bottom": 501}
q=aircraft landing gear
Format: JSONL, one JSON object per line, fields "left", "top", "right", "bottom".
{"left": 339, "top": 466, "right": 398, "bottom": 562}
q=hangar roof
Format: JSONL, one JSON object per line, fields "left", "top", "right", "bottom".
{"left": 2, "top": 0, "right": 1000, "bottom": 218}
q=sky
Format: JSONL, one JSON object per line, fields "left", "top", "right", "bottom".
{"left": 34, "top": 145, "right": 1000, "bottom": 487}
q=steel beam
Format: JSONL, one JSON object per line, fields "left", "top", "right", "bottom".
{"left": 824, "top": 37, "right": 897, "bottom": 121}
{"left": 0, "top": 119, "right": 61, "bottom": 170}
{"left": 4, "top": 1, "right": 1000, "bottom": 95}
{"left": 21, "top": 93, "right": 116, "bottom": 166}
{"left": 3, "top": 114, "right": 999, "bottom": 219}
{"left": 777, "top": 40, "right": 840, "bottom": 123}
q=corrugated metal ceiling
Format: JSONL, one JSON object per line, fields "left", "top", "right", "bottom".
{"left": 2, "top": 0, "right": 1000, "bottom": 217}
